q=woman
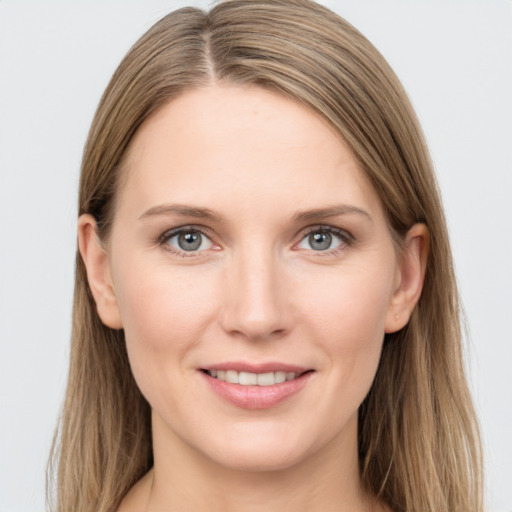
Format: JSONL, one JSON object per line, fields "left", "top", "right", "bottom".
{"left": 48, "top": 1, "right": 483, "bottom": 511}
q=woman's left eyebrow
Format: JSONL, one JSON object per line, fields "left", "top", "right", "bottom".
{"left": 292, "top": 205, "right": 372, "bottom": 223}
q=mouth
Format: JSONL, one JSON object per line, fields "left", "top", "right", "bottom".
{"left": 201, "top": 369, "right": 309, "bottom": 386}
{"left": 199, "top": 364, "right": 314, "bottom": 409}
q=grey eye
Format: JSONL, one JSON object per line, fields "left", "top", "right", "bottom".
{"left": 297, "top": 229, "right": 345, "bottom": 252}
{"left": 308, "top": 232, "right": 332, "bottom": 251}
{"left": 167, "top": 230, "right": 213, "bottom": 252}
{"left": 178, "top": 232, "right": 202, "bottom": 251}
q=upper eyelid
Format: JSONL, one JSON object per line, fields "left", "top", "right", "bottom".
{"left": 294, "top": 225, "right": 354, "bottom": 253}
{"left": 157, "top": 226, "right": 216, "bottom": 258}
{"left": 158, "top": 225, "right": 214, "bottom": 243}
{"left": 297, "top": 224, "right": 353, "bottom": 240}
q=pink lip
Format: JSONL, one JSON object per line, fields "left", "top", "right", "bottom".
{"left": 199, "top": 363, "right": 314, "bottom": 410}
{"left": 201, "top": 361, "right": 309, "bottom": 374}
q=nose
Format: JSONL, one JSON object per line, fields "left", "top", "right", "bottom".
{"left": 219, "top": 247, "right": 293, "bottom": 341}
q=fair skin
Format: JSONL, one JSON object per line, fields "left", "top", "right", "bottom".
{"left": 79, "top": 85, "right": 428, "bottom": 512}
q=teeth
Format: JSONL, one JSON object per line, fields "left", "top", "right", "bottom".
{"left": 225, "top": 370, "right": 239, "bottom": 384}
{"left": 207, "top": 369, "right": 298, "bottom": 386}
{"left": 257, "top": 372, "right": 274, "bottom": 386}
{"left": 239, "top": 371, "right": 257, "bottom": 385}
{"left": 275, "top": 371, "right": 286, "bottom": 384}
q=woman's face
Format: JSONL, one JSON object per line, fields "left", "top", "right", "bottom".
{"left": 92, "top": 85, "right": 413, "bottom": 472}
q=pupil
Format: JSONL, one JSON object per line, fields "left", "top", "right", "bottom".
{"left": 178, "top": 232, "right": 201, "bottom": 251}
{"left": 309, "top": 232, "right": 331, "bottom": 250}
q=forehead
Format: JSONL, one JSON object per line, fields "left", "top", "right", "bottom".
{"left": 118, "top": 84, "right": 383, "bottom": 221}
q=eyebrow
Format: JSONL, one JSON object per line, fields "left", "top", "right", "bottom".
{"left": 139, "top": 204, "right": 222, "bottom": 222}
{"left": 292, "top": 205, "right": 372, "bottom": 223}
{"left": 139, "top": 203, "right": 371, "bottom": 223}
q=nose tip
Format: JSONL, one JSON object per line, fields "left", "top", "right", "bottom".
{"left": 229, "top": 312, "right": 288, "bottom": 341}
{"left": 219, "top": 255, "right": 292, "bottom": 341}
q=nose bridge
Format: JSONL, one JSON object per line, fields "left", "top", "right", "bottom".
{"left": 221, "top": 241, "right": 291, "bottom": 340}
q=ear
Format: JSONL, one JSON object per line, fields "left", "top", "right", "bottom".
{"left": 385, "top": 223, "right": 429, "bottom": 333}
{"left": 77, "top": 214, "right": 123, "bottom": 329}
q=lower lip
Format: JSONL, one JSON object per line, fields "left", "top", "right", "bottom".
{"left": 200, "top": 371, "right": 313, "bottom": 410}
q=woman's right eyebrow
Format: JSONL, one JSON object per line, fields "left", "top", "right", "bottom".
{"left": 139, "top": 204, "right": 223, "bottom": 222}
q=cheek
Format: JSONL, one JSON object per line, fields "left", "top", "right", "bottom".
{"left": 300, "top": 260, "right": 394, "bottom": 338}
{"left": 112, "top": 260, "right": 220, "bottom": 384}
{"left": 297, "top": 261, "right": 395, "bottom": 393}
{"left": 117, "top": 262, "right": 216, "bottom": 334}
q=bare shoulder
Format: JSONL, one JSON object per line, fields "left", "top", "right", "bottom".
{"left": 115, "top": 469, "right": 153, "bottom": 512}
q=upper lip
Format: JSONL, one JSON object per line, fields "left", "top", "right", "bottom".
{"left": 200, "top": 362, "right": 311, "bottom": 374}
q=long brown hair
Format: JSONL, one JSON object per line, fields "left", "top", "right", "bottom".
{"left": 48, "top": 1, "right": 483, "bottom": 511}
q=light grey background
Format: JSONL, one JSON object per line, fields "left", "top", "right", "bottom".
{"left": 0, "top": 1, "right": 510, "bottom": 511}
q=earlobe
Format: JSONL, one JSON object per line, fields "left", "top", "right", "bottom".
{"left": 77, "top": 214, "right": 123, "bottom": 329}
{"left": 385, "top": 223, "right": 429, "bottom": 333}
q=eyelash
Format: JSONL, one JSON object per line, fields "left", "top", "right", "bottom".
{"left": 297, "top": 226, "right": 354, "bottom": 255}
{"left": 157, "top": 225, "right": 217, "bottom": 257}
{"left": 157, "top": 225, "right": 354, "bottom": 257}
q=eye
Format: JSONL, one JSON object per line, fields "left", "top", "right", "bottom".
{"left": 163, "top": 229, "right": 214, "bottom": 253}
{"left": 296, "top": 227, "right": 349, "bottom": 252}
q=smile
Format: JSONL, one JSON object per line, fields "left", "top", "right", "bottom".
{"left": 204, "top": 369, "right": 301, "bottom": 386}
{"left": 200, "top": 364, "right": 314, "bottom": 409}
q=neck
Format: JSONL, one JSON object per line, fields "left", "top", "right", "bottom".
{"left": 142, "top": 412, "right": 376, "bottom": 512}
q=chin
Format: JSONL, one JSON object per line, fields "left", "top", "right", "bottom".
{"left": 207, "top": 444, "right": 309, "bottom": 473}
{"left": 196, "top": 422, "right": 324, "bottom": 473}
